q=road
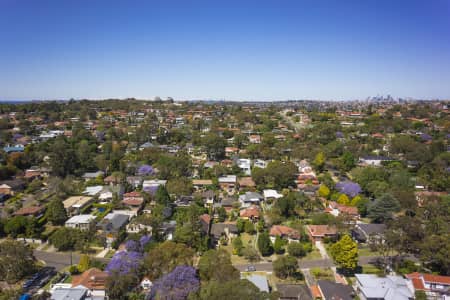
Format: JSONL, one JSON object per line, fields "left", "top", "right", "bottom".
{"left": 35, "top": 249, "right": 386, "bottom": 273}
{"left": 234, "top": 256, "right": 387, "bottom": 272}
{"left": 34, "top": 250, "right": 110, "bottom": 271}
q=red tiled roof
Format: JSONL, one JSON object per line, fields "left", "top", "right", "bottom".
{"left": 238, "top": 177, "right": 255, "bottom": 187}
{"left": 270, "top": 225, "right": 300, "bottom": 240}
{"left": 199, "top": 214, "right": 211, "bottom": 225}
{"left": 14, "top": 206, "right": 44, "bottom": 216}
{"left": 122, "top": 198, "right": 144, "bottom": 206}
{"left": 240, "top": 206, "right": 260, "bottom": 218}
{"left": 123, "top": 191, "right": 142, "bottom": 197}
{"left": 423, "top": 273, "right": 450, "bottom": 285}
{"left": 307, "top": 225, "right": 337, "bottom": 237}
{"left": 72, "top": 268, "right": 108, "bottom": 290}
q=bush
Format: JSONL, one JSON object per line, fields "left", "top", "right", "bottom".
{"left": 287, "top": 242, "right": 306, "bottom": 258}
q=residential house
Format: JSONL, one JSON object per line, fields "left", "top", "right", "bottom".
{"left": 122, "top": 191, "right": 144, "bottom": 211}
{"left": 3, "top": 145, "right": 25, "bottom": 153}
{"left": 174, "top": 195, "right": 194, "bottom": 207}
{"left": 277, "top": 284, "right": 312, "bottom": 300}
{"left": 24, "top": 166, "right": 50, "bottom": 179}
{"left": 126, "top": 176, "right": 143, "bottom": 189}
{"left": 306, "top": 225, "right": 338, "bottom": 242}
{"left": 219, "top": 196, "right": 236, "bottom": 212}
{"left": 326, "top": 201, "right": 359, "bottom": 220}
{"left": 14, "top": 205, "right": 45, "bottom": 218}
{"left": 50, "top": 286, "right": 93, "bottom": 300}
{"left": 63, "top": 196, "right": 94, "bottom": 216}
{"left": 143, "top": 179, "right": 167, "bottom": 194}
{"left": 192, "top": 179, "right": 213, "bottom": 191}
{"left": 239, "top": 205, "right": 260, "bottom": 221}
{"left": 242, "top": 274, "right": 269, "bottom": 293}
{"left": 236, "top": 158, "right": 252, "bottom": 175}
{"left": 159, "top": 220, "right": 177, "bottom": 240}
{"left": 238, "top": 177, "right": 256, "bottom": 191}
{"left": 218, "top": 175, "right": 237, "bottom": 194}
{"left": 316, "top": 280, "right": 355, "bottom": 300}
{"left": 0, "top": 179, "right": 25, "bottom": 195}
{"left": 254, "top": 159, "right": 268, "bottom": 169}
{"left": 98, "top": 212, "right": 130, "bottom": 247}
{"left": 352, "top": 224, "right": 386, "bottom": 243}
{"left": 210, "top": 222, "right": 238, "bottom": 246}
{"left": 98, "top": 185, "right": 124, "bottom": 202}
{"left": 65, "top": 214, "right": 95, "bottom": 231}
{"left": 415, "top": 191, "right": 447, "bottom": 207}
{"left": 269, "top": 225, "right": 300, "bottom": 243}
{"left": 71, "top": 268, "right": 108, "bottom": 298}
{"left": 239, "top": 191, "right": 263, "bottom": 208}
{"left": 82, "top": 171, "right": 104, "bottom": 181}
{"left": 199, "top": 214, "right": 211, "bottom": 235}
{"left": 83, "top": 185, "right": 103, "bottom": 197}
{"left": 225, "top": 147, "right": 239, "bottom": 157}
{"left": 140, "top": 277, "right": 153, "bottom": 291}
{"left": 263, "top": 189, "right": 283, "bottom": 202}
{"left": 405, "top": 272, "right": 450, "bottom": 300}
{"left": 358, "top": 156, "right": 393, "bottom": 166}
{"left": 355, "top": 274, "right": 414, "bottom": 300}
{"left": 249, "top": 134, "right": 261, "bottom": 144}
{"left": 200, "top": 190, "right": 215, "bottom": 206}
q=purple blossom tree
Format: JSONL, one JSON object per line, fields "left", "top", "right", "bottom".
{"left": 105, "top": 251, "right": 143, "bottom": 275}
{"left": 335, "top": 181, "right": 361, "bottom": 198}
{"left": 150, "top": 266, "right": 200, "bottom": 300}
{"left": 138, "top": 164, "right": 154, "bottom": 176}
{"left": 140, "top": 235, "right": 152, "bottom": 248}
{"left": 144, "top": 185, "right": 159, "bottom": 195}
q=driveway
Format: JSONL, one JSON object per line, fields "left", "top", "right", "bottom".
{"left": 315, "top": 241, "right": 330, "bottom": 259}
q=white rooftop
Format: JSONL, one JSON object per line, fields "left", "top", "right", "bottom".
{"left": 66, "top": 214, "right": 95, "bottom": 224}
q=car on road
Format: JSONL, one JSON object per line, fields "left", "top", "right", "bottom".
{"left": 245, "top": 265, "right": 256, "bottom": 272}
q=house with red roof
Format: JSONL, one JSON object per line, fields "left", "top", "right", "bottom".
{"left": 239, "top": 205, "right": 260, "bottom": 221}
{"left": 269, "top": 225, "right": 300, "bottom": 243}
{"left": 406, "top": 272, "right": 450, "bottom": 299}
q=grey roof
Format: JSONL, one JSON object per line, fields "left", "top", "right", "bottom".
{"left": 277, "top": 284, "right": 312, "bottom": 299}
{"left": 100, "top": 214, "right": 129, "bottom": 232}
{"left": 317, "top": 280, "right": 354, "bottom": 300}
{"left": 240, "top": 192, "right": 263, "bottom": 202}
{"left": 355, "top": 274, "right": 413, "bottom": 300}
{"left": 243, "top": 274, "right": 269, "bottom": 293}
{"left": 210, "top": 223, "right": 238, "bottom": 238}
{"left": 354, "top": 224, "right": 386, "bottom": 241}
{"left": 51, "top": 287, "right": 88, "bottom": 300}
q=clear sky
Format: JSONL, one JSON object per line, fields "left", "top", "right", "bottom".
{"left": 1, "top": 0, "right": 450, "bottom": 101}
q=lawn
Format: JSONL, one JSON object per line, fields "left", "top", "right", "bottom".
{"left": 361, "top": 264, "right": 383, "bottom": 275}
{"left": 223, "top": 233, "right": 258, "bottom": 265}
{"left": 358, "top": 246, "right": 381, "bottom": 257}
{"left": 310, "top": 267, "right": 334, "bottom": 281}
{"left": 302, "top": 247, "right": 322, "bottom": 260}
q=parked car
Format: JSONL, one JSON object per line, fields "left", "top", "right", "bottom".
{"left": 245, "top": 265, "right": 256, "bottom": 272}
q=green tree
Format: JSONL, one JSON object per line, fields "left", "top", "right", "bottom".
{"left": 287, "top": 242, "right": 306, "bottom": 258}
{"left": 195, "top": 279, "right": 268, "bottom": 300}
{"left": 203, "top": 133, "right": 226, "bottom": 160}
{"left": 198, "top": 249, "right": 239, "bottom": 282}
{"left": 273, "top": 236, "right": 285, "bottom": 254}
{"left": 368, "top": 193, "right": 400, "bottom": 223}
{"left": 257, "top": 232, "right": 273, "bottom": 256}
{"left": 244, "top": 220, "right": 255, "bottom": 234}
{"left": 155, "top": 185, "right": 171, "bottom": 206}
{"left": 273, "top": 255, "right": 298, "bottom": 279}
{"left": 45, "top": 198, "right": 68, "bottom": 225}
{"left": 4, "top": 216, "right": 28, "bottom": 237}
{"left": 106, "top": 271, "right": 139, "bottom": 300}
{"left": 313, "top": 152, "right": 325, "bottom": 172}
{"left": 78, "top": 254, "right": 91, "bottom": 272}
{"left": 0, "top": 239, "right": 36, "bottom": 283}
{"left": 318, "top": 184, "right": 330, "bottom": 199}
{"left": 232, "top": 236, "right": 244, "bottom": 256}
{"left": 242, "top": 247, "right": 260, "bottom": 262}
{"left": 330, "top": 235, "right": 358, "bottom": 270}
{"left": 337, "top": 194, "right": 350, "bottom": 205}
{"left": 142, "top": 241, "right": 194, "bottom": 280}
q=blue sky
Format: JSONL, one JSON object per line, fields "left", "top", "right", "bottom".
{"left": 1, "top": 0, "right": 449, "bottom": 101}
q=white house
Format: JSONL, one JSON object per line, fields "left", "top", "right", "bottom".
{"left": 65, "top": 214, "right": 95, "bottom": 231}
{"left": 263, "top": 189, "right": 283, "bottom": 202}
